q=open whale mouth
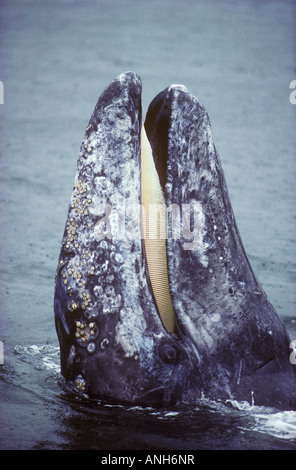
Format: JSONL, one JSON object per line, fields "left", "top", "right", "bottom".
{"left": 55, "top": 70, "right": 237, "bottom": 353}
{"left": 75, "top": 71, "right": 212, "bottom": 338}
{"left": 54, "top": 71, "right": 295, "bottom": 408}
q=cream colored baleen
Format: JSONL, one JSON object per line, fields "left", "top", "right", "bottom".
{"left": 141, "top": 126, "right": 176, "bottom": 334}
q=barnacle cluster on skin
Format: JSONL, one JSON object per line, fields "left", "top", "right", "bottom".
{"left": 75, "top": 320, "right": 97, "bottom": 346}
{"left": 71, "top": 179, "right": 91, "bottom": 215}
{"left": 60, "top": 258, "right": 91, "bottom": 302}
{"left": 75, "top": 375, "right": 86, "bottom": 392}
{"left": 60, "top": 176, "right": 95, "bottom": 258}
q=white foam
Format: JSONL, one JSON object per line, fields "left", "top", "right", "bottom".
{"left": 14, "top": 345, "right": 60, "bottom": 372}
{"left": 252, "top": 411, "right": 296, "bottom": 440}
{"left": 226, "top": 398, "right": 296, "bottom": 441}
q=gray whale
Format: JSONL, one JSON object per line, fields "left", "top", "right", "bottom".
{"left": 54, "top": 72, "right": 296, "bottom": 409}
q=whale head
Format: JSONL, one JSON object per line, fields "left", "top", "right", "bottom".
{"left": 54, "top": 72, "right": 296, "bottom": 409}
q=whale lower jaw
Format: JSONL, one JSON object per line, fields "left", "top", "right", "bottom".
{"left": 54, "top": 72, "right": 296, "bottom": 410}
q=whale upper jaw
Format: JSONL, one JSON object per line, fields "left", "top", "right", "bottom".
{"left": 54, "top": 72, "right": 296, "bottom": 409}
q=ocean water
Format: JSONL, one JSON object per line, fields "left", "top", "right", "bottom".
{"left": 0, "top": 0, "right": 296, "bottom": 451}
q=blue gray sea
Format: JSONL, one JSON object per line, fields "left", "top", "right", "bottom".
{"left": 0, "top": 0, "right": 296, "bottom": 451}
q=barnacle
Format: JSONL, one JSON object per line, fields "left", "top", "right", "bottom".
{"left": 75, "top": 375, "right": 86, "bottom": 391}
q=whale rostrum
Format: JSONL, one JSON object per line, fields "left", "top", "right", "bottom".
{"left": 54, "top": 72, "right": 296, "bottom": 409}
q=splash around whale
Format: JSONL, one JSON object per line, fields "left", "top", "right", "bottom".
{"left": 54, "top": 72, "right": 296, "bottom": 410}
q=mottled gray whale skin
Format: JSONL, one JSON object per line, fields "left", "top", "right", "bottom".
{"left": 54, "top": 72, "right": 296, "bottom": 409}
